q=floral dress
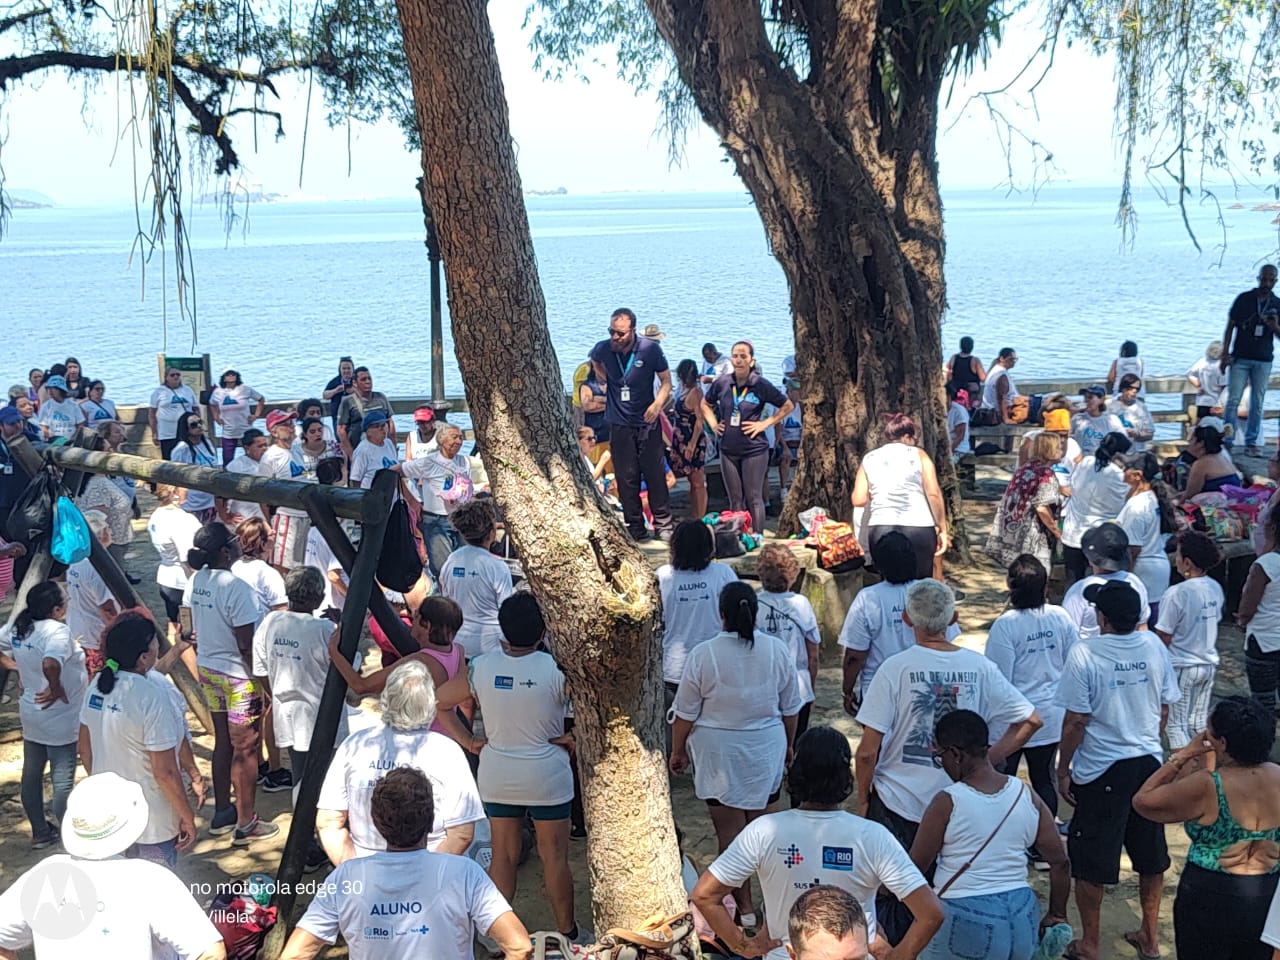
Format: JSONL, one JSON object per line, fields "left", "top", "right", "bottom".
{"left": 668, "top": 386, "right": 707, "bottom": 477}
{"left": 985, "top": 463, "right": 1063, "bottom": 570}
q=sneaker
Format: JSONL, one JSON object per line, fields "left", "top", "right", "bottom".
{"left": 304, "top": 841, "right": 331, "bottom": 874}
{"left": 208, "top": 805, "right": 239, "bottom": 836}
{"left": 258, "top": 761, "right": 270, "bottom": 781}
{"left": 232, "top": 816, "right": 281, "bottom": 846}
{"left": 570, "top": 823, "right": 587, "bottom": 841}
{"left": 32, "top": 821, "right": 59, "bottom": 850}
{"left": 1245, "top": 445, "right": 1264, "bottom": 457}
{"left": 1056, "top": 819, "right": 1070, "bottom": 838}
{"left": 260, "top": 768, "right": 294, "bottom": 793}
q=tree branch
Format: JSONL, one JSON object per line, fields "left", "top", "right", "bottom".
{"left": 0, "top": 5, "right": 49, "bottom": 34}
{"left": 167, "top": 73, "right": 240, "bottom": 173}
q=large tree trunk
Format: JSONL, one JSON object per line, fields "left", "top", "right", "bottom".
{"left": 395, "top": 0, "right": 688, "bottom": 934}
{"left": 644, "top": 0, "right": 967, "bottom": 554}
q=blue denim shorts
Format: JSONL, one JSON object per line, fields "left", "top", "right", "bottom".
{"left": 919, "top": 885, "right": 1039, "bottom": 960}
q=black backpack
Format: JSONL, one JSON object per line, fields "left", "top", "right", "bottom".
{"left": 5, "top": 466, "right": 59, "bottom": 545}
{"left": 377, "top": 499, "right": 423, "bottom": 593}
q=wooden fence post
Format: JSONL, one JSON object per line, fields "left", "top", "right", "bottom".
{"left": 259, "top": 468, "right": 399, "bottom": 959}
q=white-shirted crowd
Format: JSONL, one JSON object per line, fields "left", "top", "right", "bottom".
{"left": 6, "top": 303, "right": 1280, "bottom": 960}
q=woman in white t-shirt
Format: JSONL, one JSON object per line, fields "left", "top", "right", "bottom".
{"left": 671, "top": 581, "right": 803, "bottom": 925}
{"left": 79, "top": 380, "right": 117, "bottom": 424}
{"left": 910, "top": 710, "right": 1069, "bottom": 960}
{"left": 78, "top": 614, "right": 192, "bottom": 867}
{"left": 852, "top": 413, "right": 948, "bottom": 581}
{"left": 209, "top": 369, "right": 266, "bottom": 465}
{"left": 984, "top": 555, "right": 1078, "bottom": 839}
{"left": 468, "top": 592, "right": 586, "bottom": 947}
{"left": 182, "top": 522, "right": 278, "bottom": 846}
{"left": 1116, "top": 452, "right": 1176, "bottom": 617}
{"left": 149, "top": 367, "right": 200, "bottom": 460}
{"left": 0, "top": 581, "right": 87, "bottom": 848}
{"left": 1239, "top": 509, "right": 1280, "bottom": 714}
{"left": 656, "top": 520, "right": 740, "bottom": 694}
{"left": 167, "top": 412, "right": 221, "bottom": 522}
{"left": 1154, "top": 531, "right": 1225, "bottom": 750}
{"left": 148, "top": 484, "right": 202, "bottom": 645}
{"left": 755, "top": 545, "right": 820, "bottom": 738}
{"left": 1060, "top": 431, "right": 1132, "bottom": 585}
{"left": 36, "top": 374, "right": 86, "bottom": 440}
{"left": 439, "top": 499, "right": 514, "bottom": 656}
{"left": 230, "top": 517, "right": 287, "bottom": 614}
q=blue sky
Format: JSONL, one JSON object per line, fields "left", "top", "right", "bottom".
{"left": 1, "top": 1, "right": 1128, "bottom": 206}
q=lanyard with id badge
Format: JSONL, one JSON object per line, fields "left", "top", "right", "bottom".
{"left": 617, "top": 350, "right": 636, "bottom": 403}
{"left": 730, "top": 383, "right": 748, "bottom": 427}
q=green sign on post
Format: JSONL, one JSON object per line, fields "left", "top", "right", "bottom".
{"left": 157, "top": 354, "right": 211, "bottom": 402}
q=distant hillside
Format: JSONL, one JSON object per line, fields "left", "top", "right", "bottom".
{"left": 4, "top": 188, "right": 55, "bottom": 209}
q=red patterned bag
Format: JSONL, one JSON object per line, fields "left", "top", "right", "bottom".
{"left": 814, "top": 521, "right": 863, "bottom": 571}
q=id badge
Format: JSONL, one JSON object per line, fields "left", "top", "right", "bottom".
{"left": 730, "top": 410, "right": 742, "bottom": 427}
{"left": 1257, "top": 324, "right": 1265, "bottom": 337}
{"left": 1, "top": 463, "right": 11, "bottom": 475}
{"left": 620, "top": 386, "right": 631, "bottom": 402}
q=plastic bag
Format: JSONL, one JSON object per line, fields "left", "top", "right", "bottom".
{"left": 377, "top": 499, "right": 422, "bottom": 593}
{"left": 4, "top": 467, "right": 58, "bottom": 545}
{"left": 50, "top": 496, "right": 91, "bottom": 565}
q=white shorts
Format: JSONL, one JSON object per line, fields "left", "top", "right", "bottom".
{"left": 271, "top": 512, "right": 311, "bottom": 569}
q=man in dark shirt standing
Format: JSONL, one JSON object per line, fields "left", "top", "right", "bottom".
{"left": 590, "top": 308, "right": 673, "bottom": 541}
{"left": 1221, "top": 264, "right": 1280, "bottom": 456}
{"left": 0, "top": 406, "right": 32, "bottom": 600}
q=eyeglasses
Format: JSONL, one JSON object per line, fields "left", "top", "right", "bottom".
{"left": 582, "top": 435, "right": 596, "bottom": 442}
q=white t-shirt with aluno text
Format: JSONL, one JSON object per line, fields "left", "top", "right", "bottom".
{"left": 657, "top": 561, "right": 740, "bottom": 684}
{"left": 182, "top": 567, "right": 261, "bottom": 679}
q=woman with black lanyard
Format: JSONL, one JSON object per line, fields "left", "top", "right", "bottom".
{"left": 702, "top": 342, "right": 793, "bottom": 535}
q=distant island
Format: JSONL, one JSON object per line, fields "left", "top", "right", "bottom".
{"left": 4, "top": 188, "right": 55, "bottom": 209}
{"left": 526, "top": 187, "right": 568, "bottom": 197}
{"left": 198, "top": 188, "right": 283, "bottom": 204}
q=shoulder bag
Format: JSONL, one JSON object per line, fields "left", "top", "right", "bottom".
{"left": 936, "top": 782, "right": 1028, "bottom": 897}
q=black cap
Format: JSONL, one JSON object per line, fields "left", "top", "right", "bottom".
{"left": 1083, "top": 580, "right": 1142, "bottom": 628}
{"left": 1081, "top": 522, "right": 1129, "bottom": 572}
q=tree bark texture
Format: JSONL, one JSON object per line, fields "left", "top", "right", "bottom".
{"left": 395, "top": 0, "right": 688, "bottom": 933}
{"left": 644, "top": 0, "right": 966, "bottom": 552}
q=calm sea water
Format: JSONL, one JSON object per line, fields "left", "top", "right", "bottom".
{"left": 2, "top": 188, "right": 1278, "bottom": 409}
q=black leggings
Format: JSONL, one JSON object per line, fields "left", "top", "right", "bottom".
{"left": 867, "top": 524, "right": 936, "bottom": 581}
{"left": 721, "top": 450, "right": 769, "bottom": 534}
{"left": 1175, "top": 863, "right": 1278, "bottom": 960}
{"left": 1002, "top": 742, "right": 1058, "bottom": 818}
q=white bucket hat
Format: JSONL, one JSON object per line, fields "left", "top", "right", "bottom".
{"left": 61, "top": 773, "right": 149, "bottom": 859}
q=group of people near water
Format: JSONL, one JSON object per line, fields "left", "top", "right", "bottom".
{"left": 4, "top": 280, "right": 1280, "bottom": 960}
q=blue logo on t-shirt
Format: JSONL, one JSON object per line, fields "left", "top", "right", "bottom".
{"left": 822, "top": 846, "right": 854, "bottom": 871}
{"left": 495, "top": 676, "right": 514, "bottom": 690}
{"left": 223, "top": 398, "right": 239, "bottom": 405}
{"left": 452, "top": 567, "right": 465, "bottom": 578}
{"left": 87, "top": 694, "right": 104, "bottom": 711}
{"left": 381, "top": 457, "right": 396, "bottom": 469}
{"left": 289, "top": 462, "right": 304, "bottom": 477}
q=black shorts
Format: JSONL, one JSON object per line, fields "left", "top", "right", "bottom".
{"left": 1068, "top": 754, "right": 1169, "bottom": 885}
{"left": 866, "top": 524, "right": 937, "bottom": 581}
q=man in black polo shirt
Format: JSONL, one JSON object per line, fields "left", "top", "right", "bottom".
{"left": 590, "top": 308, "right": 673, "bottom": 541}
{"left": 1221, "top": 264, "right": 1280, "bottom": 456}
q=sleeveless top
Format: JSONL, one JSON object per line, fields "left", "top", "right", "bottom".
{"left": 421, "top": 643, "right": 465, "bottom": 736}
{"left": 948, "top": 354, "right": 978, "bottom": 389}
{"left": 1185, "top": 771, "right": 1280, "bottom": 872}
{"left": 981, "top": 366, "right": 1018, "bottom": 410}
{"left": 862, "top": 442, "right": 934, "bottom": 527}
{"left": 933, "top": 778, "right": 1040, "bottom": 898}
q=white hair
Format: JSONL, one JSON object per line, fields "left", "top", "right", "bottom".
{"left": 905, "top": 580, "right": 955, "bottom": 635}
{"left": 379, "top": 659, "right": 438, "bottom": 732}
{"left": 437, "top": 423, "right": 463, "bottom": 441}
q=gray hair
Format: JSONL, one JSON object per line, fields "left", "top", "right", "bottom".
{"left": 905, "top": 579, "right": 956, "bottom": 635}
{"left": 380, "top": 659, "right": 438, "bottom": 732}
{"left": 284, "top": 565, "right": 326, "bottom": 612}
{"left": 437, "top": 423, "right": 463, "bottom": 442}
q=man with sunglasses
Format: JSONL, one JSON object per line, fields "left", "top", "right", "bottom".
{"left": 590, "top": 308, "right": 673, "bottom": 541}
{"left": 1220, "top": 264, "right": 1280, "bottom": 456}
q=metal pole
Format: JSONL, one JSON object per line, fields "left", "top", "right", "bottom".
{"left": 262, "top": 468, "right": 398, "bottom": 957}
{"left": 418, "top": 174, "right": 446, "bottom": 402}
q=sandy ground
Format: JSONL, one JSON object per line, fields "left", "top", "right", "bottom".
{"left": 0, "top": 466, "right": 1262, "bottom": 958}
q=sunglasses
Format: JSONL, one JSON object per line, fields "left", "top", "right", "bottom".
{"left": 608, "top": 329, "right": 630, "bottom": 338}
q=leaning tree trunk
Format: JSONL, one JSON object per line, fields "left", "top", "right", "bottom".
{"left": 395, "top": 0, "right": 688, "bottom": 934}
{"left": 645, "top": 0, "right": 967, "bottom": 555}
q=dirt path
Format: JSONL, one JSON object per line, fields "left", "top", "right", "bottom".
{"left": 0, "top": 470, "right": 1257, "bottom": 958}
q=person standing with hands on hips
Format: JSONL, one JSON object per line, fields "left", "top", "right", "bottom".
{"left": 1221, "top": 264, "right": 1280, "bottom": 456}
{"left": 702, "top": 342, "right": 794, "bottom": 537}
{"left": 590, "top": 308, "right": 673, "bottom": 542}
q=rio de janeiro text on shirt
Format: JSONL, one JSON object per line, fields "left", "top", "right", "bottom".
{"left": 908, "top": 670, "right": 978, "bottom": 684}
